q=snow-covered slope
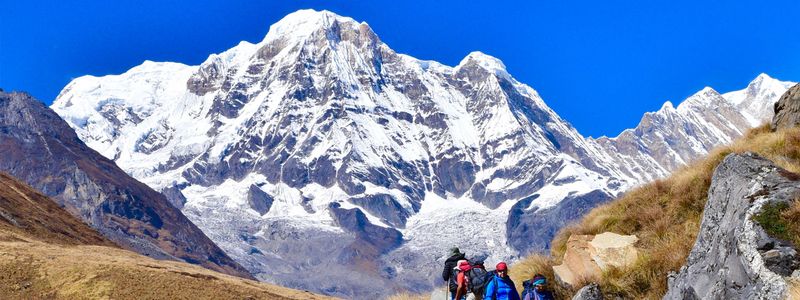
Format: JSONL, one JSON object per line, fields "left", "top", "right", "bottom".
{"left": 51, "top": 9, "right": 794, "bottom": 298}
{"left": 590, "top": 74, "right": 795, "bottom": 183}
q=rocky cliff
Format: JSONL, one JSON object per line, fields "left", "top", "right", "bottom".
{"left": 773, "top": 84, "right": 800, "bottom": 131}
{"left": 664, "top": 153, "right": 800, "bottom": 299}
{"left": 0, "top": 91, "right": 252, "bottom": 279}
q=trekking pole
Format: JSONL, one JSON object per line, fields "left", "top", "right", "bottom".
{"left": 441, "top": 260, "right": 448, "bottom": 300}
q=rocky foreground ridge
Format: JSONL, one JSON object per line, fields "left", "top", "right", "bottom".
{"left": 664, "top": 152, "right": 800, "bottom": 299}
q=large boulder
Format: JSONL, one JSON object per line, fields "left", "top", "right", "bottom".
{"left": 589, "top": 232, "right": 639, "bottom": 270}
{"left": 773, "top": 83, "right": 800, "bottom": 131}
{"left": 664, "top": 153, "right": 800, "bottom": 299}
{"left": 554, "top": 235, "right": 602, "bottom": 286}
{"left": 553, "top": 232, "right": 639, "bottom": 287}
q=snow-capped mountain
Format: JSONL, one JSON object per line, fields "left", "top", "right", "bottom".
{"left": 590, "top": 74, "right": 795, "bottom": 184}
{"left": 51, "top": 9, "right": 794, "bottom": 298}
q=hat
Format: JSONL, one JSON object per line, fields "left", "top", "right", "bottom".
{"left": 455, "top": 259, "right": 468, "bottom": 270}
{"left": 458, "top": 260, "right": 472, "bottom": 271}
{"left": 532, "top": 274, "right": 546, "bottom": 286}
{"left": 496, "top": 262, "right": 508, "bottom": 271}
{"left": 449, "top": 247, "right": 462, "bottom": 256}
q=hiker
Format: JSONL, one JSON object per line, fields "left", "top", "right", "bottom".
{"left": 452, "top": 260, "right": 471, "bottom": 300}
{"left": 521, "top": 274, "right": 554, "bottom": 300}
{"left": 443, "top": 247, "right": 466, "bottom": 283}
{"left": 484, "top": 262, "right": 520, "bottom": 300}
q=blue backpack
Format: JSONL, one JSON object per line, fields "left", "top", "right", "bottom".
{"left": 467, "top": 265, "right": 492, "bottom": 293}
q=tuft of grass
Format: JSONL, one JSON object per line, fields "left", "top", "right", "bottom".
{"left": 753, "top": 202, "right": 792, "bottom": 242}
{"left": 753, "top": 197, "right": 800, "bottom": 249}
{"left": 512, "top": 125, "right": 800, "bottom": 299}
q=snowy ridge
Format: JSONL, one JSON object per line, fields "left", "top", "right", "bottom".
{"left": 52, "top": 9, "right": 795, "bottom": 298}
{"left": 590, "top": 74, "right": 795, "bottom": 184}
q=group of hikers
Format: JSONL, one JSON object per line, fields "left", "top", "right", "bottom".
{"left": 442, "top": 247, "right": 554, "bottom": 300}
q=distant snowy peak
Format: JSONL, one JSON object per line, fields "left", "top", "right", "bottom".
{"left": 723, "top": 73, "right": 796, "bottom": 126}
{"left": 591, "top": 74, "right": 795, "bottom": 184}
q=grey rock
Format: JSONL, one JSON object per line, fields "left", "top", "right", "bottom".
{"left": 246, "top": 184, "right": 274, "bottom": 215}
{"left": 664, "top": 152, "right": 800, "bottom": 300}
{"left": 572, "top": 283, "right": 602, "bottom": 300}
{"left": 772, "top": 83, "right": 800, "bottom": 131}
{"left": 160, "top": 183, "right": 188, "bottom": 209}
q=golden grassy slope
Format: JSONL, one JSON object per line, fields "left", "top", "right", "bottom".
{"left": 512, "top": 125, "right": 800, "bottom": 299}
{"left": 0, "top": 232, "right": 335, "bottom": 300}
{"left": 0, "top": 172, "right": 335, "bottom": 300}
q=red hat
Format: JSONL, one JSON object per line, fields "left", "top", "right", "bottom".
{"left": 496, "top": 262, "right": 508, "bottom": 271}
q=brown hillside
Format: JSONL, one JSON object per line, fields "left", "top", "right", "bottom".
{"left": 512, "top": 125, "right": 800, "bottom": 299}
{"left": 0, "top": 172, "right": 335, "bottom": 300}
{"left": 0, "top": 172, "right": 115, "bottom": 246}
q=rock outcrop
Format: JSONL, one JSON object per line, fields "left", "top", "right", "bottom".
{"left": 553, "top": 232, "right": 639, "bottom": 287}
{"left": 572, "top": 283, "right": 602, "bottom": 300}
{"left": 664, "top": 153, "right": 800, "bottom": 299}
{"left": 773, "top": 84, "right": 800, "bottom": 131}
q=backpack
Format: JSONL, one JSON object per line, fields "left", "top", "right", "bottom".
{"left": 449, "top": 268, "right": 470, "bottom": 292}
{"left": 467, "top": 266, "right": 491, "bottom": 293}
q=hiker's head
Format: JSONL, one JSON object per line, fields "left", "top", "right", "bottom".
{"left": 496, "top": 262, "right": 508, "bottom": 276}
{"left": 532, "top": 274, "right": 547, "bottom": 290}
{"left": 449, "top": 247, "right": 462, "bottom": 257}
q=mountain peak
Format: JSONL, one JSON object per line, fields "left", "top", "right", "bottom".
{"left": 457, "top": 51, "right": 509, "bottom": 78}
{"left": 746, "top": 72, "right": 782, "bottom": 90}
{"left": 260, "top": 9, "right": 364, "bottom": 44}
{"left": 660, "top": 100, "right": 676, "bottom": 111}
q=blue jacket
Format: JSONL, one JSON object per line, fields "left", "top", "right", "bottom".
{"left": 484, "top": 273, "right": 520, "bottom": 300}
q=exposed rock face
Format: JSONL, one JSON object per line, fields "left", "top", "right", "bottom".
{"left": 773, "top": 84, "right": 800, "bottom": 131}
{"left": 664, "top": 153, "right": 800, "bottom": 299}
{"left": 508, "top": 190, "right": 612, "bottom": 253}
{"left": 246, "top": 184, "right": 274, "bottom": 215}
{"left": 553, "top": 232, "right": 639, "bottom": 287}
{"left": 0, "top": 91, "right": 252, "bottom": 279}
{"left": 0, "top": 172, "right": 115, "bottom": 246}
{"left": 572, "top": 283, "right": 602, "bottom": 300}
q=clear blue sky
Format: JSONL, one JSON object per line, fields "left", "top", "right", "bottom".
{"left": 1, "top": 1, "right": 799, "bottom": 137}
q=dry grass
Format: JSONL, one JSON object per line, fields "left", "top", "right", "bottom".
{"left": 512, "top": 125, "right": 800, "bottom": 299}
{"left": 0, "top": 172, "right": 335, "bottom": 300}
{"left": 0, "top": 231, "right": 337, "bottom": 300}
{"left": 386, "top": 291, "right": 430, "bottom": 300}
{"left": 788, "top": 278, "right": 800, "bottom": 300}
{"left": 508, "top": 254, "right": 576, "bottom": 299}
